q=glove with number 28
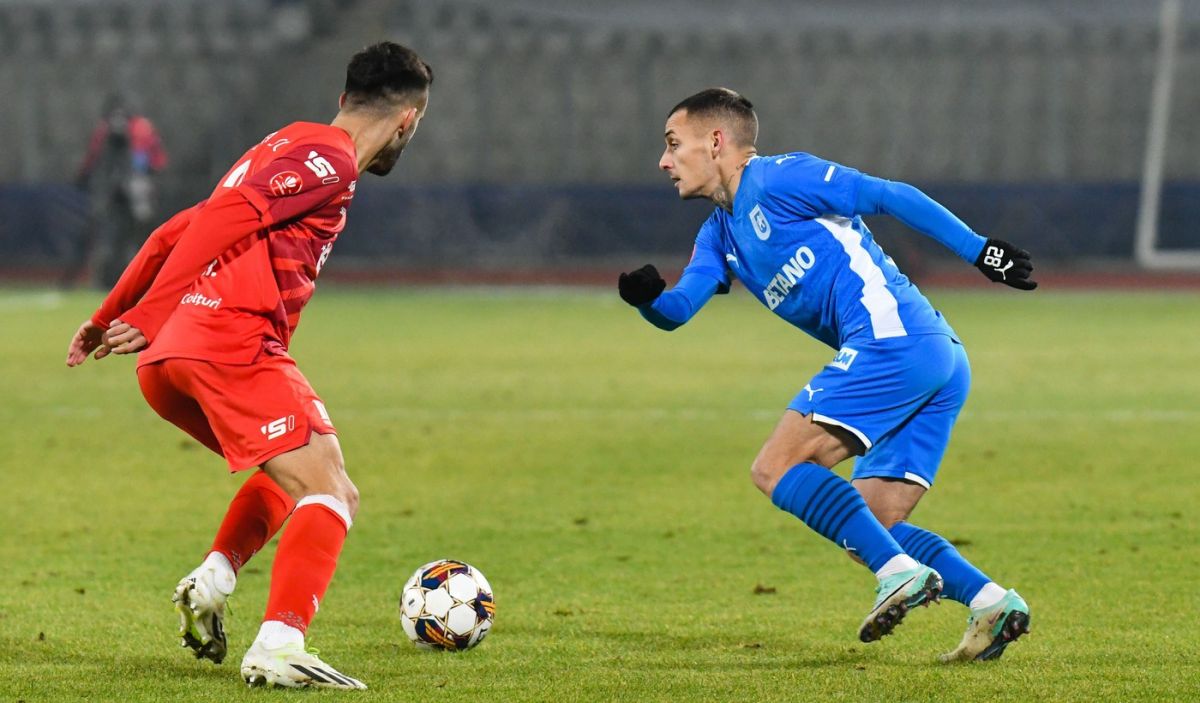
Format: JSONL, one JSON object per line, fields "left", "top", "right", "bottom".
{"left": 974, "top": 239, "right": 1037, "bottom": 290}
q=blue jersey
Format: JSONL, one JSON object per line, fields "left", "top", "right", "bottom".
{"left": 683, "top": 153, "right": 957, "bottom": 349}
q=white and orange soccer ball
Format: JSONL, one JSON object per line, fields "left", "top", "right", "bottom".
{"left": 399, "top": 559, "right": 494, "bottom": 651}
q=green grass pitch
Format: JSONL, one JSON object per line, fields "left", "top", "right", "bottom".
{"left": 2, "top": 286, "right": 1198, "bottom": 702}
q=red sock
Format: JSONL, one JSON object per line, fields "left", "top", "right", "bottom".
{"left": 262, "top": 496, "right": 350, "bottom": 634}
{"left": 210, "top": 470, "right": 296, "bottom": 572}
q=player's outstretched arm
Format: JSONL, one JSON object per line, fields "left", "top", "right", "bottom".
{"left": 90, "top": 200, "right": 206, "bottom": 330}
{"left": 117, "top": 190, "right": 267, "bottom": 344}
{"left": 617, "top": 265, "right": 720, "bottom": 331}
{"left": 68, "top": 201, "right": 206, "bottom": 367}
{"left": 854, "top": 176, "right": 1037, "bottom": 290}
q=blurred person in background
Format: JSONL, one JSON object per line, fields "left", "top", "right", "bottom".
{"left": 66, "top": 94, "right": 168, "bottom": 288}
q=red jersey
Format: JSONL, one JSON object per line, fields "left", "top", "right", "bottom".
{"left": 95, "top": 122, "right": 358, "bottom": 365}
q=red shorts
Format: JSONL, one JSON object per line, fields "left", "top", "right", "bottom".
{"left": 137, "top": 354, "right": 336, "bottom": 472}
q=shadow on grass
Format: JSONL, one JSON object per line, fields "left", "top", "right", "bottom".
{"left": 0, "top": 635, "right": 232, "bottom": 684}
{"left": 582, "top": 628, "right": 885, "bottom": 670}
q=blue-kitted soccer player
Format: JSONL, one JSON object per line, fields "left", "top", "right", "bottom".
{"left": 619, "top": 88, "right": 1034, "bottom": 661}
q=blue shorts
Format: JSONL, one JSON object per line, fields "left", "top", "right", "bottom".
{"left": 787, "top": 333, "right": 970, "bottom": 489}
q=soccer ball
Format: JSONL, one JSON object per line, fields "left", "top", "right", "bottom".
{"left": 399, "top": 559, "right": 494, "bottom": 650}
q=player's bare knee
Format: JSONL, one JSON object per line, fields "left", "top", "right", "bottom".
{"left": 340, "top": 477, "right": 360, "bottom": 519}
{"left": 750, "top": 456, "right": 807, "bottom": 496}
{"left": 749, "top": 460, "right": 775, "bottom": 496}
{"left": 318, "top": 457, "right": 357, "bottom": 518}
{"left": 751, "top": 446, "right": 826, "bottom": 496}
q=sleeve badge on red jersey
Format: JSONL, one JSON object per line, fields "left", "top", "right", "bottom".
{"left": 269, "top": 170, "right": 304, "bottom": 196}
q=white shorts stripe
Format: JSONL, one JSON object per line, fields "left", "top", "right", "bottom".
{"left": 811, "top": 412, "right": 874, "bottom": 451}
{"left": 815, "top": 216, "right": 907, "bottom": 340}
{"left": 902, "top": 471, "right": 932, "bottom": 489}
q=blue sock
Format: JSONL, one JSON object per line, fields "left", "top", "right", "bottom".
{"left": 770, "top": 463, "right": 904, "bottom": 572}
{"left": 889, "top": 522, "right": 990, "bottom": 605}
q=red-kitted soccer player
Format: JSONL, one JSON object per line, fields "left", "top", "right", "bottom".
{"left": 65, "top": 41, "right": 432, "bottom": 690}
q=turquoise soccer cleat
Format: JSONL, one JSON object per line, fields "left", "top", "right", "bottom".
{"left": 940, "top": 589, "right": 1030, "bottom": 662}
{"left": 858, "top": 565, "right": 943, "bottom": 643}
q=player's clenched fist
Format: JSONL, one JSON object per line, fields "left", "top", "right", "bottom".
{"left": 618, "top": 264, "right": 667, "bottom": 306}
{"left": 974, "top": 238, "right": 1037, "bottom": 290}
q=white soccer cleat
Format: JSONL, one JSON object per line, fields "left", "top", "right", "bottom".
{"left": 172, "top": 559, "right": 235, "bottom": 664}
{"left": 240, "top": 639, "right": 367, "bottom": 690}
{"left": 940, "top": 589, "right": 1030, "bottom": 662}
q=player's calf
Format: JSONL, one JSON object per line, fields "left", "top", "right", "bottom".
{"left": 769, "top": 462, "right": 944, "bottom": 642}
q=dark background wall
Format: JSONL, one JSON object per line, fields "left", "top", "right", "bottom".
{"left": 2, "top": 0, "right": 1198, "bottom": 276}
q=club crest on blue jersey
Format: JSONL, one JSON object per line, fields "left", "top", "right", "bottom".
{"left": 749, "top": 204, "right": 771, "bottom": 241}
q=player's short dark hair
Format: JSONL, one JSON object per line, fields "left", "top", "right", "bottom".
{"left": 344, "top": 41, "right": 433, "bottom": 111}
{"left": 668, "top": 88, "right": 758, "bottom": 146}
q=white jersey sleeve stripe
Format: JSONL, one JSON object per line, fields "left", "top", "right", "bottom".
{"left": 815, "top": 216, "right": 907, "bottom": 340}
{"left": 823, "top": 165, "right": 836, "bottom": 182}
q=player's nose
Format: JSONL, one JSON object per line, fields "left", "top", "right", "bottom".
{"left": 658, "top": 153, "right": 672, "bottom": 171}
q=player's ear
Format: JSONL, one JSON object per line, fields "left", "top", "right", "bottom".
{"left": 397, "top": 106, "right": 417, "bottom": 135}
{"left": 710, "top": 129, "right": 724, "bottom": 158}
{"left": 338, "top": 92, "right": 347, "bottom": 109}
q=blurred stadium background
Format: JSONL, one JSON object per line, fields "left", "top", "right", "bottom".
{"left": 2, "top": 0, "right": 1199, "bottom": 285}
{"left": 5, "top": 7, "right": 1199, "bottom": 699}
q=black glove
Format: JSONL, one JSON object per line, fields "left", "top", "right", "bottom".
{"left": 974, "top": 238, "right": 1037, "bottom": 290}
{"left": 618, "top": 264, "right": 667, "bottom": 306}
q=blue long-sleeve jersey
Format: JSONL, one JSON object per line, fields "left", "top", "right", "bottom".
{"left": 640, "top": 153, "right": 985, "bottom": 348}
